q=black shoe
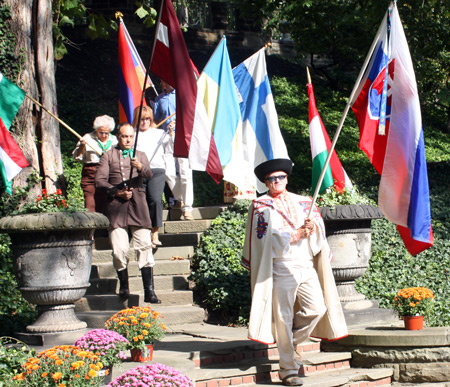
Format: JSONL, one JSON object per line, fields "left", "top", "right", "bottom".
{"left": 281, "top": 375, "right": 303, "bottom": 386}
{"left": 141, "top": 267, "right": 161, "bottom": 304}
{"left": 116, "top": 269, "right": 129, "bottom": 298}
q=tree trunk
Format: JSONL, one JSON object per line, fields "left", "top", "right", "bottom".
{"left": 6, "top": 0, "right": 63, "bottom": 194}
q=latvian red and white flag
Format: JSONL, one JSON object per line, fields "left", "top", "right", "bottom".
{"left": 308, "top": 82, "right": 352, "bottom": 194}
{"left": 150, "top": 0, "right": 223, "bottom": 183}
{"left": 0, "top": 72, "right": 29, "bottom": 194}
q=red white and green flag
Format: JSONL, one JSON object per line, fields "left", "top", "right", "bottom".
{"left": 0, "top": 72, "right": 28, "bottom": 194}
{"left": 308, "top": 82, "right": 352, "bottom": 194}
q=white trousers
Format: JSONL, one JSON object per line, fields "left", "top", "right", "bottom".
{"left": 165, "top": 155, "right": 193, "bottom": 212}
{"left": 109, "top": 227, "right": 155, "bottom": 271}
{"left": 272, "top": 261, "right": 327, "bottom": 378}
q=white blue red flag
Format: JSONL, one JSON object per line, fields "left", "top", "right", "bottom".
{"left": 351, "top": 3, "right": 433, "bottom": 255}
{"left": 232, "top": 47, "right": 289, "bottom": 193}
{"left": 118, "top": 18, "right": 152, "bottom": 124}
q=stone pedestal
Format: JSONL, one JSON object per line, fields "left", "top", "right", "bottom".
{"left": 320, "top": 205, "right": 396, "bottom": 326}
{"left": 0, "top": 212, "right": 109, "bottom": 334}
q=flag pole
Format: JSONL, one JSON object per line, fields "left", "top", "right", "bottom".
{"left": 306, "top": 19, "right": 384, "bottom": 218}
{"left": 25, "top": 94, "right": 102, "bottom": 156}
{"left": 127, "top": 0, "right": 164, "bottom": 182}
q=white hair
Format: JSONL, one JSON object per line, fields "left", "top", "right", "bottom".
{"left": 93, "top": 115, "right": 115, "bottom": 132}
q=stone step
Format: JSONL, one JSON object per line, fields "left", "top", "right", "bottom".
{"left": 163, "top": 219, "right": 212, "bottom": 234}
{"left": 203, "top": 367, "right": 392, "bottom": 387}
{"left": 75, "top": 290, "right": 193, "bottom": 311}
{"left": 92, "top": 245, "right": 195, "bottom": 262}
{"left": 166, "top": 206, "right": 227, "bottom": 221}
{"left": 76, "top": 305, "right": 205, "bottom": 328}
{"left": 94, "top": 232, "right": 203, "bottom": 250}
{"left": 90, "top": 260, "right": 190, "bottom": 279}
{"left": 86, "top": 274, "right": 190, "bottom": 294}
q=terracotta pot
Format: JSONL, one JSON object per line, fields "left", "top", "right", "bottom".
{"left": 130, "top": 344, "right": 154, "bottom": 362}
{"left": 403, "top": 315, "right": 423, "bottom": 330}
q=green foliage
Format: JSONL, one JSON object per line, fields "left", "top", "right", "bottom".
{"left": 316, "top": 186, "right": 375, "bottom": 208}
{"left": 51, "top": 0, "right": 157, "bottom": 60}
{"left": 0, "top": 4, "right": 23, "bottom": 80}
{"left": 0, "top": 234, "right": 36, "bottom": 336}
{"left": 0, "top": 337, "right": 35, "bottom": 384}
{"left": 190, "top": 200, "right": 251, "bottom": 324}
{"left": 135, "top": 2, "right": 158, "bottom": 28}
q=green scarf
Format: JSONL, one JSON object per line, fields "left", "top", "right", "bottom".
{"left": 97, "top": 137, "right": 113, "bottom": 152}
{"left": 121, "top": 149, "right": 134, "bottom": 158}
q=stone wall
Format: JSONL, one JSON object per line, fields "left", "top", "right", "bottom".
{"left": 321, "top": 326, "right": 450, "bottom": 384}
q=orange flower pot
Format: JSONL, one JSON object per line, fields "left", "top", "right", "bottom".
{"left": 403, "top": 315, "right": 423, "bottom": 330}
{"left": 130, "top": 344, "right": 154, "bottom": 362}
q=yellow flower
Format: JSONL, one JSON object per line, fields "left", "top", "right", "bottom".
{"left": 88, "top": 369, "right": 97, "bottom": 377}
{"left": 142, "top": 330, "right": 148, "bottom": 335}
{"left": 52, "top": 372, "right": 63, "bottom": 380}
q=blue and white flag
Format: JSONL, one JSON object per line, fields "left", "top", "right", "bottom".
{"left": 233, "top": 47, "right": 289, "bottom": 192}
{"left": 193, "top": 37, "right": 244, "bottom": 188}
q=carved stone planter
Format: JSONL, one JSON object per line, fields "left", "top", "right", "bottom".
{"left": 320, "top": 205, "right": 383, "bottom": 302}
{"left": 0, "top": 212, "right": 109, "bottom": 333}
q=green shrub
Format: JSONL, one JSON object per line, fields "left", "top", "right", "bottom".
{"left": 190, "top": 200, "right": 251, "bottom": 325}
{"left": 0, "top": 337, "right": 35, "bottom": 385}
{"left": 0, "top": 235, "right": 36, "bottom": 337}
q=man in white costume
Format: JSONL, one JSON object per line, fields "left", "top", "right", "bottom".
{"left": 242, "top": 158, "right": 348, "bottom": 386}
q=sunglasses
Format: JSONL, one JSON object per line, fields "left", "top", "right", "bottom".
{"left": 265, "top": 174, "right": 287, "bottom": 182}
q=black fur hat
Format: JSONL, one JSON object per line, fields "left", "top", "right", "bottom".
{"left": 254, "top": 158, "right": 293, "bottom": 183}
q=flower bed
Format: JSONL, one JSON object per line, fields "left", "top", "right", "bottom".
{"left": 12, "top": 344, "right": 104, "bottom": 386}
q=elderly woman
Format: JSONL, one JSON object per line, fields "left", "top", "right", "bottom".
{"left": 72, "top": 114, "right": 117, "bottom": 212}
{"left": 133, "top": 106, "right": 173, "bottom": 247}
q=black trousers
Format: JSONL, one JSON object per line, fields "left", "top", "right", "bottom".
{"left": 145, "top": 168, "right": 165, "bottom": 228}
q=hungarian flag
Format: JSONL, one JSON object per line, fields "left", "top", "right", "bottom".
{"left": 351, "top": 4, "right": 433, "bottom": 255}
{"left": 118, "top": 18, "right": 152, "bottom": 124}
{"left": 308, "top": 82, "right": 352, "bottom": 194}
{"left": 150, "top": 0, "right": 222, "bottom": 183}
{"left": 0, "top": 73, "right": 29, "bottom": 194}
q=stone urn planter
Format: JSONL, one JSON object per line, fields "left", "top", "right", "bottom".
{"left": 0, "top": 212, "right": 109, "bottom": 333}
{"left": 320, "top": 204, "right": 383, "bottom": 302}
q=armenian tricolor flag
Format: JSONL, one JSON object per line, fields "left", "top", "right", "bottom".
{"left": 118, "top": 18, "right": 153, "bottom": 124}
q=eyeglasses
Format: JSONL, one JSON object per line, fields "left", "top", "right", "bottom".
{"left": 141, "top": 117, "right": 152, "bottom": 123}
{"left": 265, "top": 174, "right": 287, "bottom": 182}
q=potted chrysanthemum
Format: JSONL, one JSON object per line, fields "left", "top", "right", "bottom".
{"left": 12, "top": 344, "right": 104, "bottom": 386}
{"left": 74, "top": 328, "right": 129, "bottom": 383}
{"left": 104, "top": 306, "right": 167, "bottom": 362}
{"left": 392, "top": 286, "right": 435, "bottom": 330}
{"left": 108, "top": 363, "right": 193, "bottom": 387}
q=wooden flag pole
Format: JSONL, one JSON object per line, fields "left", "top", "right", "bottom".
{"left": 305, "top": 19, "right": 383, "bottom": 218}
{"left": 25, "top": 94, "right": 102, "bottom": 156}
{"left": 127, "top": 0, "right": 164, "bottom": 183}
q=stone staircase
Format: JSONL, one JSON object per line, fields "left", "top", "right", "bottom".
{"left": 74, "top": 204, "right": 394, "bottom": 387}
{"left": 75, "top": 206, "right": 227, "bottom": 328}
{"left": 108, "top": 323, "right": 393, "bottom": 387}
